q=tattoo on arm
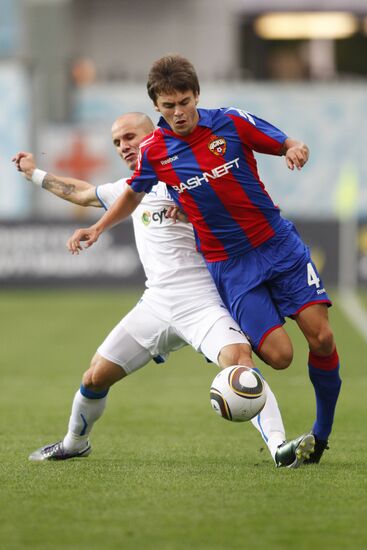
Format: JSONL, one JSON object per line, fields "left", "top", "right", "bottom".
{"left": 43, "top": 174, "right": 76, "bottom": 197}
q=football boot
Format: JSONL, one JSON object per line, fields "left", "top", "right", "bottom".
{"left": 275, "top": 433, "right": 315, "bottom": 468}
{"left": 29, "top": 440, "right": 91, "bottom": 461}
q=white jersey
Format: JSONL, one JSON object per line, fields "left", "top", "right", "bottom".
{"left": 96, "top": 179, "right": 220, "bottom": 298}
{"left": 96, "top": 179, "right": 250, "bottom": 366}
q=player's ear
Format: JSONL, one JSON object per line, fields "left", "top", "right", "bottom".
{"left": 194, "top": 93, "right": 199, "bottom": 105}
{"left": 154, "top": 102, "right": 160, "bottom": 112}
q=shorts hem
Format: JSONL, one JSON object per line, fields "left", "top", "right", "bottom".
{"left": 97, "top": 347, "right": 145, "bottom": 374}
{"left": 290, "top": 300, "right": 332, "bottom": 318}
{"left": 257, "top": 324, "right": 283, "bottom": 352}
{"left": 196, "top": 312, "right": 237, "bottom": 352}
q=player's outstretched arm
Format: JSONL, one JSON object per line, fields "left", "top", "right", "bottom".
{"left": 281, "top": 138, "right": 309, "bottom": 171}
{"left": 67, "top": 185, "right": 144, "bottom": 254}
{"left": 12, "top": 151, "right": 100, "bottom": 207}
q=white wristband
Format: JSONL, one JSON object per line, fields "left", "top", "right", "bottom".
{"left": 31, "top": 169, "right": 47, "bottom": 187}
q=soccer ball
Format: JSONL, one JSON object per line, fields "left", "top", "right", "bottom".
{"left": 210, "top": 366, "right": 266, "bottom": 422}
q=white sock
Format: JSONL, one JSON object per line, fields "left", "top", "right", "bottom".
{"left": 63, "top": 388, "right": 108, "bottom": 451}
{"left": 250, "top": 380, "right": 285, "bottom": 463}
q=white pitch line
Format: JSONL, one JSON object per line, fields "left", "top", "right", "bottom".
{"left": 337, "top": 289, "right": 367, "bottom": 343}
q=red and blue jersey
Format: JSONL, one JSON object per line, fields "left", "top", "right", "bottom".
{"left": 127, "top": 107, "right": 289, "bottom": 262}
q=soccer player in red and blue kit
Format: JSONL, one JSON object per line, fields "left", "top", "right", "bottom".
{"left": 68, "top": 55, "right": 342, "bottom": 464}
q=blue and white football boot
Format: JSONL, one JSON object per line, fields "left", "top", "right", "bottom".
{"left": 29, "top": 441, "right": 91, "bottom": 461}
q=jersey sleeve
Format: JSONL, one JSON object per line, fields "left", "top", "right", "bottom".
{"left": 126, "top": 143, "right": 159, "bottom": 194}
{"left": 223, "top": 107, "right": 288, "bottom": 155}
{"left": 96, "top": 179, "right": 128, "bottom": 210}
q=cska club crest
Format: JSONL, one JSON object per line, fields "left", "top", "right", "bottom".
{"left": 208, "top": 136, "right": 227, "bottom": 157}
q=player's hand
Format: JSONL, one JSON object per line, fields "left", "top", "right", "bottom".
{"left": 166, "top": 205, "right": 189, "bottom": 223}
{"left": 67, "top": 225, "right": 101, "bottom": 254}
{"left": 285, "top": 143, "right": 309, "bottom": 171}
{"left": 12, "top": 152, "right": 37, "bottom": 180}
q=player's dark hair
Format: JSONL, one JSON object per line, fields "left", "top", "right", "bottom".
{"left": 147, "top": 55, "right": 200, "bottom": 104}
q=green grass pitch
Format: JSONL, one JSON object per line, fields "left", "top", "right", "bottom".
{"left": 1, "top": 290, "right": 366, "bottom": 549}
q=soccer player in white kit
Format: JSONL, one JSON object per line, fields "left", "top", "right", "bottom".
{"left": 13, "top": 112, "right": 314, "bottom": 467}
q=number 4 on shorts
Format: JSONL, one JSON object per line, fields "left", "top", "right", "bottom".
{"left": 307, "top": 262, "right": 320, "bottom": 288}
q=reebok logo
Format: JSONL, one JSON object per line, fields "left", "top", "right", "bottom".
{"left": 160, "top": 155, "right": 179, "bottom": 165}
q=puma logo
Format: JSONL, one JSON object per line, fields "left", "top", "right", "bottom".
{"left": 229, "top": 327, "right": 244, "bottom": 336}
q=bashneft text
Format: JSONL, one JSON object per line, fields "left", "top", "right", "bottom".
{"left": 172, "top": 158, "right": 240, "bottom": 194}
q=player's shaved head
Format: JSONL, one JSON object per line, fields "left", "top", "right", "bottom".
{"left": 111, "top": 112, "right": 155, "bottom": 170}
{"left": 111, "top": 112, "right": 154, "bottom": 135}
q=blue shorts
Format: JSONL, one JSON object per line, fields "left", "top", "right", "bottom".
{"left": 206, "top": 223, "right": 331, "bottom": 352}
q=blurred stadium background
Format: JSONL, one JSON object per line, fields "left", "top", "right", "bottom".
{"left": 1, "top": 3, "right": 367, "bottom": 548}
{"left": 1, "top": 0, "right": 367, "bottom": 298}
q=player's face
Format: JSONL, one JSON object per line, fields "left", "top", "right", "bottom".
{"left": 154, "top": 90, "right": 199, "bottom": 136}
{"left": 111, "top": 121, "right": 147, "bottom": 171}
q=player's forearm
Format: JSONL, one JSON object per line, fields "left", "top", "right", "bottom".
{"left": 42, "top": 173, "right": 92, "bottom": 204}
{"left": 13, "top": 151, "right": 98, "bottom": 206}
{"left": 29, "top": 169, "right": 99, "bottom": 206}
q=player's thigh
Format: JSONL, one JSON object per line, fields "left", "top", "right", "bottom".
{"left": 270, "top": 248, "right": 331, "bottom": 320}
{"left": 206, "top": 252, "right": 284, "bottom": 352}
{"left": 234, "top": 284, "right": 285, "bottom": 353}
{"left": 199, "top": 314, "right": 252, "bottom": 366}
{"left": 257, "top": 326, "right": 293, "bottom": 370}
{"left": 99, "top": 298, "right": 187, "bottom": 368}
{"left": 295, "top": 303, "right": 334, "bottom": 353}
{"left": 97, "top": 317, "right": 154, "bottom": 375}
{"left": 172, "top": 300, "right": 253, "bottom": 364}
{"left": 231, "top": 285, "right": 295, "bottom": 369}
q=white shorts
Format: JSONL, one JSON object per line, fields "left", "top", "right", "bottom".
{"left": 97, "top": 288, "right": 249, "bottom": 374}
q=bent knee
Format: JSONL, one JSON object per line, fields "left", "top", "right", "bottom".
{"left": 218, "top": 343, "right": 253, "bottom": 369}
{"left": 309, "top": 327, "right": 335, "bottom": 355}
{"left": 82, "top": 353, "right": 125, "bottom": 391}
{"left": 260, "top": 348, "right": 293, "bottom": 370}
{"left": 268, "top": 354, "right": 293, "bottom": 370}
{"left": 258, "top": 327, "right": 293, "bottom": 370}
{"left": 82, "top": 354, "right": 104, "bottom": 388}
